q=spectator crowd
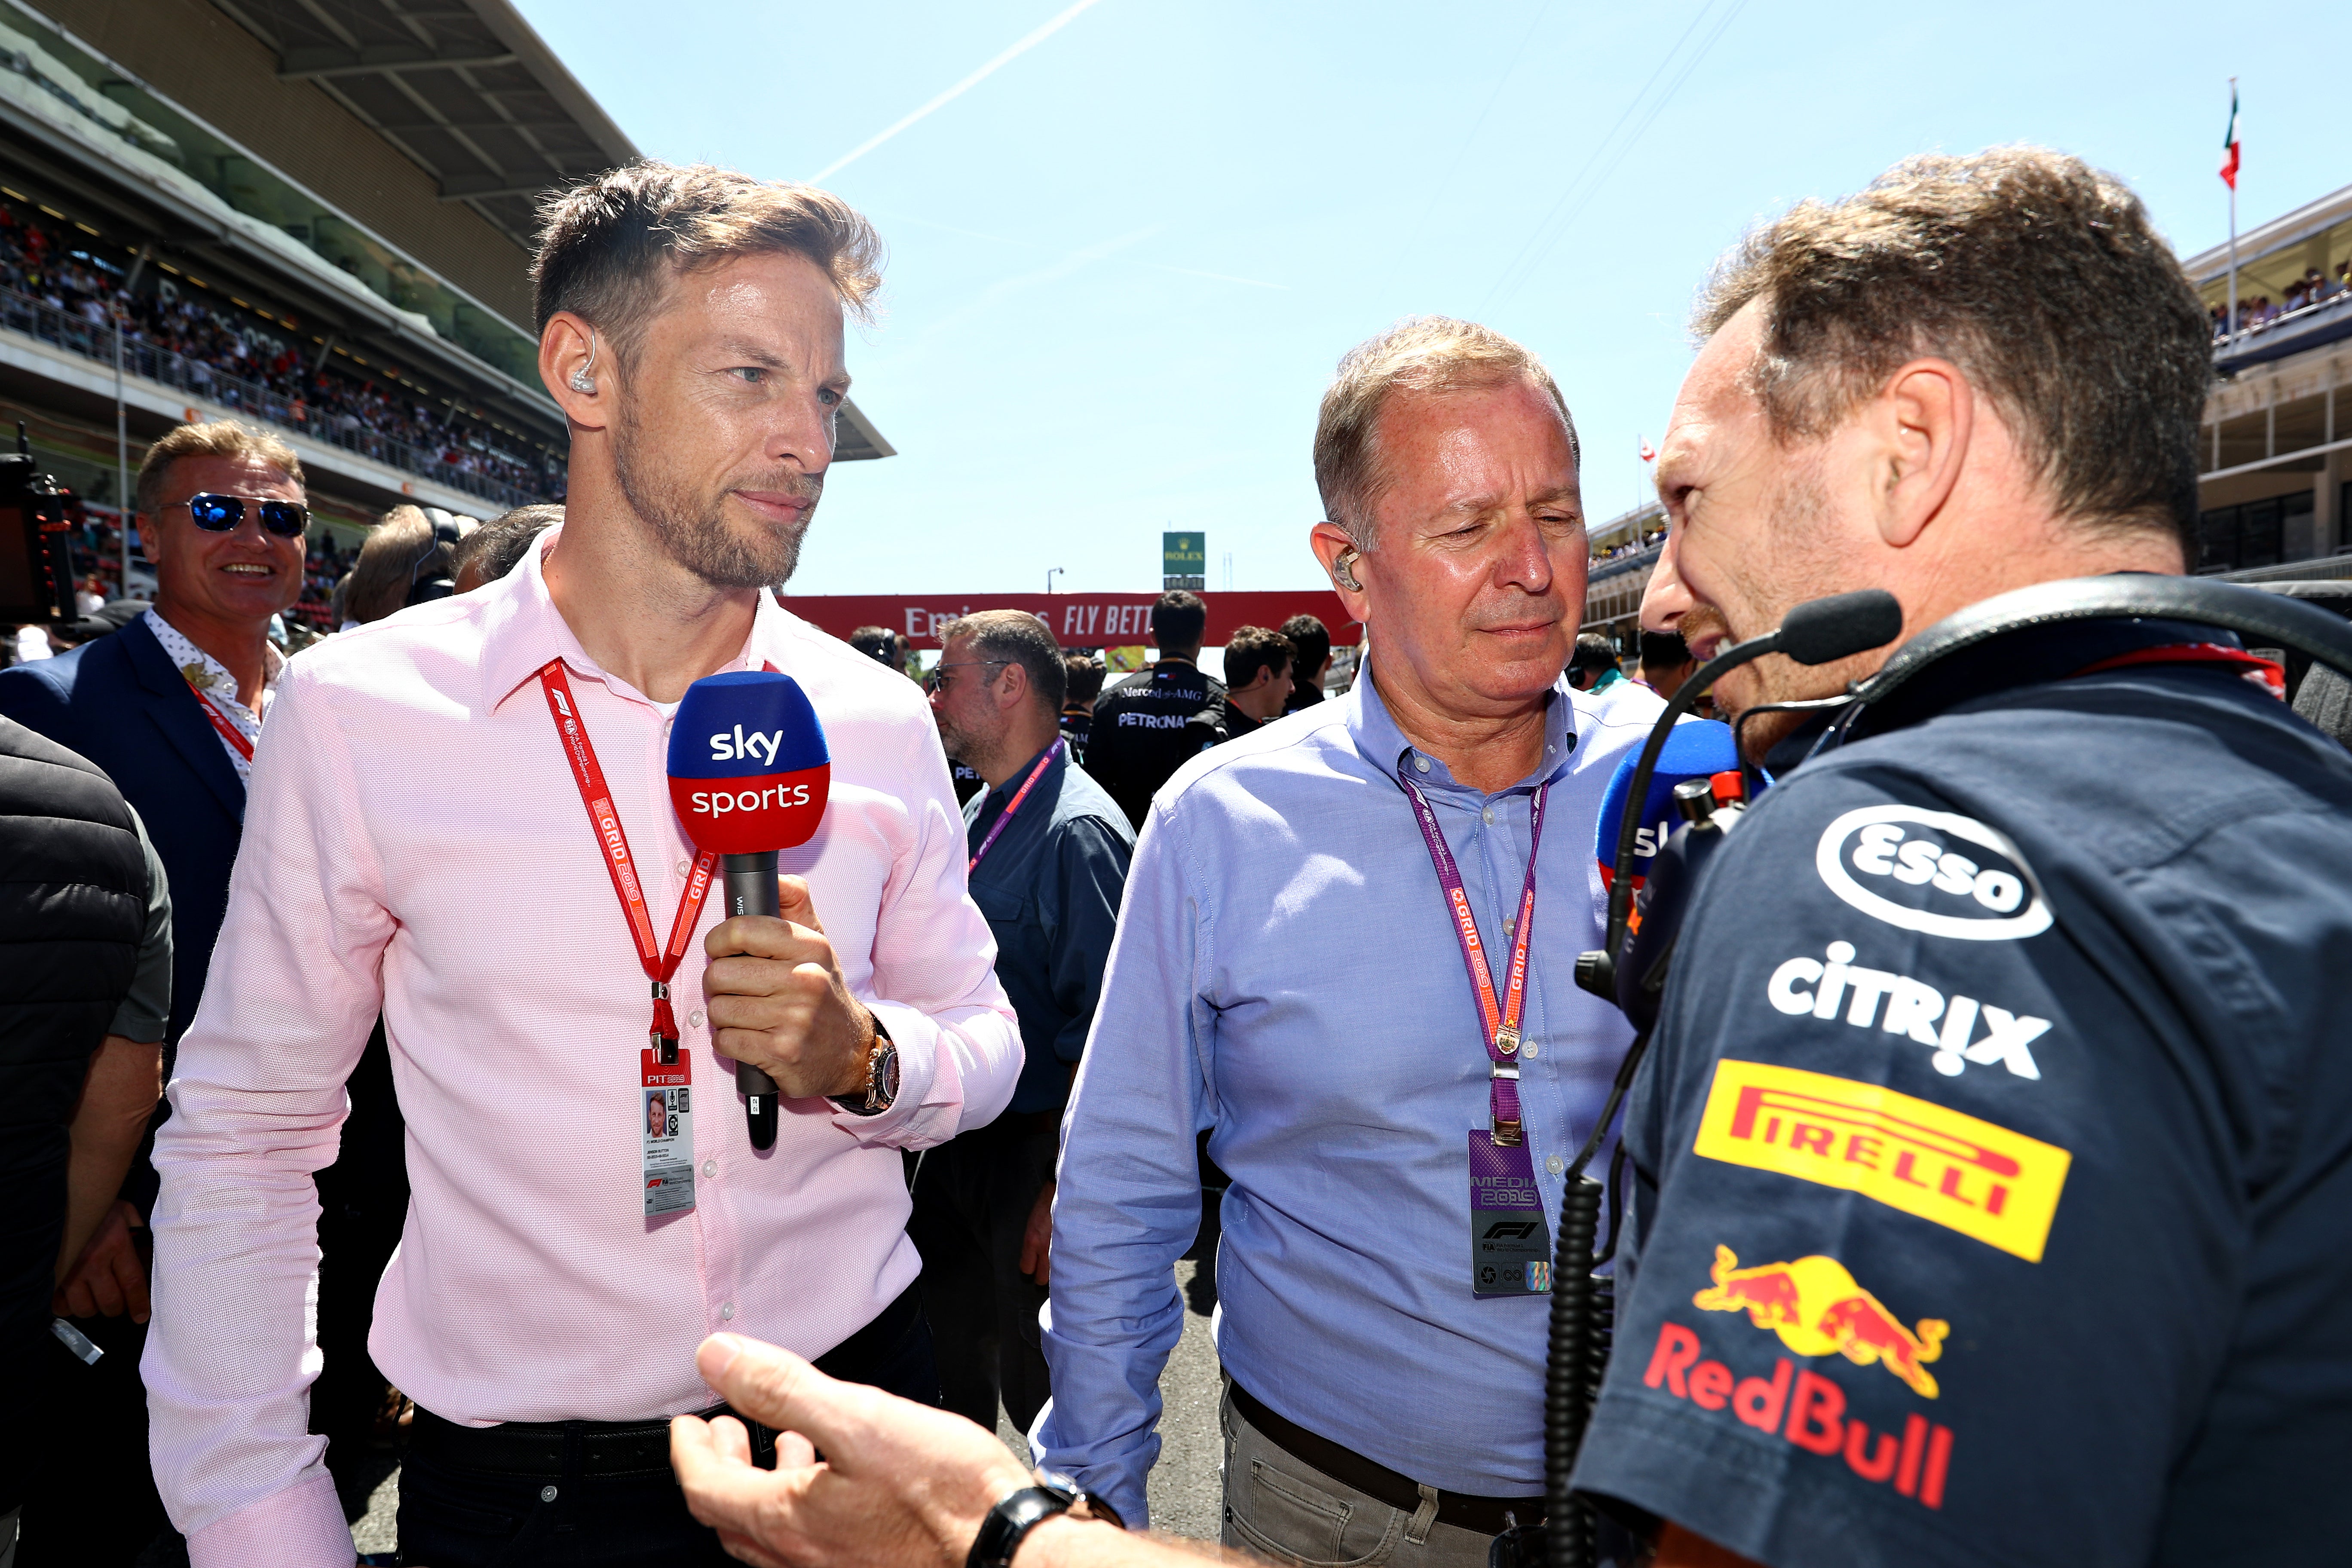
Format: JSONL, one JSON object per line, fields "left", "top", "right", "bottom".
{"left": 0, "top": 201, "right": 563, "bottom": 506}
{"left": 2211, "top": 259, "right": 2352, "bottom": 339}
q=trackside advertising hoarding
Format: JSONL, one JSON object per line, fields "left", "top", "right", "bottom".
{"left": 777, "top": 590, "right": 1360, "bottom": 650}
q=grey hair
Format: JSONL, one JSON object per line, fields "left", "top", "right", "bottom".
{"left": 1312, "top": 316, "right": 1580, "bottom": 549}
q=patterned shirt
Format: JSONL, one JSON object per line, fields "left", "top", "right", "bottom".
{"left": 141, "top": 608, "right": 285, "bottom": 785}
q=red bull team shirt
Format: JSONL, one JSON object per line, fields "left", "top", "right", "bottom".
{"left": 1572, "top": 618, "right": 2352, "bottom": 1567}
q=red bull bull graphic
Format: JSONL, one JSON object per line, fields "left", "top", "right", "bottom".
{"left": 1642, "top": 1319, "right": 1955, "bottom": 1510}
{"left": 1692, "top": 1245, "right": 1949, "bottom": 1397}
{"left": 1690, "top": 1059, "right": 2072, "bottom": 1261}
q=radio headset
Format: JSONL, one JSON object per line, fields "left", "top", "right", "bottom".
{"left": 0, "top": 422, "right": 74, "bottom": 626}
{"left": 1513, "top": 575, "right": 2352, "bottom": 1568}
{"left": 666, "top": 670, "right": 831, "bottom": 1151}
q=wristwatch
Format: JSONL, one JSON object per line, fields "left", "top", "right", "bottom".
{"left": 966, "top": 1470, "right": 1125, "bottom": 1568}
{"left": 833, "top": 1014, "right": 898, "bottom": 1117}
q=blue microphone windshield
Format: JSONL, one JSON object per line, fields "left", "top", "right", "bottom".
{"left": 667, "top": 671, "right": 830, "bottom": 854}
{"left": 1594, "top": 718, "right": 1738, "bottom": 890}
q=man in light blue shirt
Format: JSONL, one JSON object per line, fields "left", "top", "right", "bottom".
{"left": 1039, "top": 317, "right": 1659, "bottom": 1564}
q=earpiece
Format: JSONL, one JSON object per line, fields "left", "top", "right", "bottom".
{"left": 568, "top": 330, "right": 600, "bottom": 395}
{"left": 1333, "top": 548, "right": 1363, "bottom": 592}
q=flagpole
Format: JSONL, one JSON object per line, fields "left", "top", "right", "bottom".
{"left": 2226, "top": 77, "right": 2239, "bottom": 345}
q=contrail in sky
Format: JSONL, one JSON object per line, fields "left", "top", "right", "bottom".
{"left": 808, "top": 0, "right": 1106, "bottom": 185}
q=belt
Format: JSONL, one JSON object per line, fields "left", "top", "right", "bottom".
{"left": 410, "top": 1284, "right": 922, "bottom": 1477}
{"left": 1229, "top": 1381, "right": 1544, "bottom": 1537}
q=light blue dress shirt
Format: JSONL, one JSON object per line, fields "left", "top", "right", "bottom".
{"left": 1038, "top": 669, "right": 1663, "bottom": 1527}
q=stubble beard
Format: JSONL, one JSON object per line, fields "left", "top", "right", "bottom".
{"left": 611, "top": 398, "right": 822, "bottom": 590}
{"left": 1686, "top": 460, "right": 1871, "bottom": 758}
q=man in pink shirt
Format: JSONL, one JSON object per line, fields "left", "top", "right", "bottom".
{"left": 141, "top": 162, "right": 1021, "bottom": 1567}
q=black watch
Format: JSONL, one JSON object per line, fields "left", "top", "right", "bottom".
{"left": 966, "top": 1470, "right": 1125, "bottom": 1568}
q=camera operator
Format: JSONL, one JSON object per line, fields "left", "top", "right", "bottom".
{"left": 1568, "top": 148, "right": 2352, "bottom": 1565}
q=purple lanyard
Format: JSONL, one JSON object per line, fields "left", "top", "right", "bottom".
{"left": 969, "top": 739, "right": 1064, "bottom": 875}
{"left": 1399, "top": 763, "right": 1548, "bottom": 1146}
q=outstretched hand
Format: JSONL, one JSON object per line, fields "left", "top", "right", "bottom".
{"left": 674, "top": 1334, "right": 1030, "bottom": 1568}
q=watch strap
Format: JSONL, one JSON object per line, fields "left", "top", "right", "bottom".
{"left": 966, "top": 1486, "right": 1066, "bottom": 1568}
{"left": 831, "top": 1014, "right": 896, "bottom": 1118}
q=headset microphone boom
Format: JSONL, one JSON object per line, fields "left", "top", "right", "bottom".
{"left": 667, "top": 670, "right": 831, "bottom": 1151}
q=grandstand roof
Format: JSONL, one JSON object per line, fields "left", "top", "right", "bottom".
{"left": 0, "top": 0, "right": 893, "bottom": 460}
{"left": 200, "top": 0, "right": 635, "bottom": 256}
{"left": 2179, "top": 182, "right": 2352, "bottom": 285}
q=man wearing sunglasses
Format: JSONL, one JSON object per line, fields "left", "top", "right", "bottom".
{"left": 0, "top": 417, "right": 307, "bottom": 1562}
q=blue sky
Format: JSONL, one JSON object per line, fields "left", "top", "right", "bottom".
{"left": 514, "top": 0, "right": 2346, "bottom": 599}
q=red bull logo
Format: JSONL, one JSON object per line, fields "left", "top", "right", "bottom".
{"left": 1642, "top": 1319, "right": 1954, "bottom": 1510}
{"left": 1692, "top": 1245, "right": 1948, "bottom": 1397}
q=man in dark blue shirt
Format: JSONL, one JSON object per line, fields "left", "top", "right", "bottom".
{"left": 918, "top": 609, "right": 1134, "bottom": 1436}
{"left": 1570, "top": 147, "right": 2352, "bottom": 1567}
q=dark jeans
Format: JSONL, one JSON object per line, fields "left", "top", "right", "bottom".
{"left": 397, "top": 1287, "right": 938, "bottom": 1567}
{"left": 907, "top": 1118, "right": 1058, "bottom": 1436}
{"left": 15, "top": 1309, "right": 174, "bottom": 1566}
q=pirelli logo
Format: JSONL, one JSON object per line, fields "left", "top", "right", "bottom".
{"left": 1693, "top": 1060, "right": 2072, "bottom": 1262}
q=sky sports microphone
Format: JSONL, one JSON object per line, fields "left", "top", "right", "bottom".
{"left": 667, "top": 671, "right": 830, "bottom": 1151}
{"left": 1592, "top": 718, "right": 1739, "bottom": 897}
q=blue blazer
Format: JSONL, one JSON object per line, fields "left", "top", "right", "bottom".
{"left": 0, "top": 615, "right": 245, "bottom": 1049}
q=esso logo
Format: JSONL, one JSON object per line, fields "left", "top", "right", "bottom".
{"left": 1815, "top": 805, "right": 2052, "bottom": 942}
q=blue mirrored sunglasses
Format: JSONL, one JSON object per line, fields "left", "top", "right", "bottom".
{"left": 182, "top": 492, "right": 309, "bottom": 538}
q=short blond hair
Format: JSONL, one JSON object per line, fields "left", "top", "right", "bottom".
{"left": 533, "top": 161, "right": 884, "bottom": 369}
{"left": 1313, "top": 317, "right": 1578, "bottom": 548}
{"left": 135, "top": 420, "right": 303, "bottom": 518}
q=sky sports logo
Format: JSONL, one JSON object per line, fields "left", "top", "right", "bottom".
{"left": 1642, "top": 1319, "right": 1954, "bottom": 1510}
{"left": 684, "top": 781, "right": 816, "bottom": 816}
{"left": 709, "top": 725, "right": 789, "bottom": 764}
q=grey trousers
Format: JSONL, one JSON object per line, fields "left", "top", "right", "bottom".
{"left": 1219, "top": 1387, "right": 1506, "bottom": 1568}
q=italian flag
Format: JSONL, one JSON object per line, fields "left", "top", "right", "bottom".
{"left": 2220, "top": 86, "right": 2241, "bottom": 190}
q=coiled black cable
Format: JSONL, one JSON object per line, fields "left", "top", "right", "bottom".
{"left": 1544, "top": 1174, "right": 1603, "bottom": 1568}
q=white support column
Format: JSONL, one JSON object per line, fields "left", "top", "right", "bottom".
{"left": 2324, "top": 447, "right": 2350, "bottom": 558}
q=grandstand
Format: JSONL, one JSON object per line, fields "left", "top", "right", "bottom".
{"left": 0, "top": 0, "right": 891, "bottom": 615}
{"left": 2187, "top": 183, "right": 2352, "bottom": 580}
{"left": 1579, "top": 498, "right": 1666, "bottom": 650}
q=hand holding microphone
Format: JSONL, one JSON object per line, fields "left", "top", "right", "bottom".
{"left": 702, "top": 878, "right": 876, "bottom": 1101}
{"left": 670, "top": 671, "right": 884, "bottom": 1150}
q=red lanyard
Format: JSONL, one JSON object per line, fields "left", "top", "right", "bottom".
{"left": 538, "top": 661, "right": 717, "bottom": 1059}
{"left": 1399, "top": 768, "right": 1549, "bottom": 1145}
{"left": 969, "top": 739, "right": 1063, "bottom": 874}
{"left": 184, "top": 678, "right": 256, "bottom": 762}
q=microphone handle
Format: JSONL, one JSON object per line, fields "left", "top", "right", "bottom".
{"left": 723, "top": 850, "right": 781, "bottom": 1151}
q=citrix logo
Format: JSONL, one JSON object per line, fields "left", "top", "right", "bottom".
{"left": 709, "top": 724, "right": 787, "bottom": 764}
{"left": 1767, "top": 940, "right": 2049, "bottom": 1079}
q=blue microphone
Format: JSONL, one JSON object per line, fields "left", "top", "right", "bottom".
{"left": 668, "top": 671, "right": 831, "bottom": 1151}
{"left": 1592, "top": 718, "right": 1739, "bottom": 896}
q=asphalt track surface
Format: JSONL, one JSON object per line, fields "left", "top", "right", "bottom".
{"left": 345, "top": 1256, "right": 1227, "bottom": 1556}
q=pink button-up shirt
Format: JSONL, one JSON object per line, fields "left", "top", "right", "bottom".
{"left": 143, "top": 529, "right": 1020, "bottom": 1565}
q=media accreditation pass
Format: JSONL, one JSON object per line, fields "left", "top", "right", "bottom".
{"left": 539, "top": 660, "right": 717, "bottom": 1219}
{"left": 1400, "top": 768, "right": 1555, "bottom": 1297}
